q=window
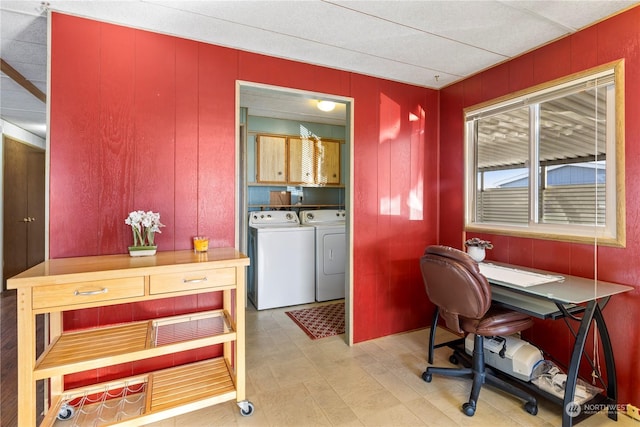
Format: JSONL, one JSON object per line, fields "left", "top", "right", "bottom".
{"left": 464, "top": 61, "right": 625, "bottom": 246}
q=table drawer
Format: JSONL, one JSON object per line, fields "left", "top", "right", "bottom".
{"left": 32, "top": 277, "right": 145, "bottom": 310}
{"left": 150, "top": 267, "right": 236, "bottom": 295}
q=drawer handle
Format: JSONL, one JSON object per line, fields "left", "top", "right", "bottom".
{"left": 74, "top": 288, "right": 108, "bottom": 296}
{"left": 183, "top": 277, "right": 208, "bottom": 284}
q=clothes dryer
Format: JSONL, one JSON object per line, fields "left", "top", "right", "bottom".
{"left": 248, "top": 210, "right": 315, "bottom": 310}
{"left": 300, "top": 209, "right": 346, "bottom": 301}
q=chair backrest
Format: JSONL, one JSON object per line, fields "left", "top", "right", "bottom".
{"left": 420, "top": 245, "right": 492, "bottom": 334}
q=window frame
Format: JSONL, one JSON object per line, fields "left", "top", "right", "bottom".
{"left": 464, "top": 60, "right": 625, "bottom": 247}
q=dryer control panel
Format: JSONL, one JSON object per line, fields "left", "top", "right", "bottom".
{"left": 300, "top": 209, "right": 346, "bottom": 225}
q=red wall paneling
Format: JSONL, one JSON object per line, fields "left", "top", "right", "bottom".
{"left": 49, "top": 14, "right": 102, "bottom": 259}
{"left": 196, "top": 43, "right": 238, "bottom": 248}
{"left": 93, "top": 22, "right": 138, "bottom": 255}
{"left": 173, "top": 38, "right": 200, "bottom": 250}
{"left": 133, "top": 30, "right": 177, "bottom": 249}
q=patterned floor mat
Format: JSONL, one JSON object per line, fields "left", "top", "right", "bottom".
{"left": 285, "top": 302, "right": 345, "bottom": 339}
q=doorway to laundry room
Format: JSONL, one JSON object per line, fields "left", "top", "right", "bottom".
{"left": 236, "top": 82, "right": 353, "bottom": 345}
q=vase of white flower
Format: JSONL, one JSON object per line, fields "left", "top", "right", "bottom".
{"left": 125, "top": 210, "right": 165, "bottom": 256}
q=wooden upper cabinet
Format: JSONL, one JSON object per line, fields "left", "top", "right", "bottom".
{"left": 256, "top": 134, "right": 342, "bottom": 186}
{"left": 316, "top": 139, "right": 341, "bottom": 185}
{"left": 256, "top": 135, "right": 287, "bottom": 183}
{"left": 288, "top": 137, "right": 315, "bottom": 184}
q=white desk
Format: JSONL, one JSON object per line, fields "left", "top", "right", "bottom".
{"left": 427, "top": 261, "right": 633, "bottom": 427}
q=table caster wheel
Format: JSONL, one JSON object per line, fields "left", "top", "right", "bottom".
{"left": 422, "top": 371, "right": 432, "bottom": 382}
{"left": 449, "top": 354, "right": 459, "bottom": 365}
{"left": 57, "top": 404, "right": 75, "bottom": 420}
{"left": 238, "top": 400, "right": 255, "bottom": 416}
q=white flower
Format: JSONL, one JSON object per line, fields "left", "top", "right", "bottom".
{"left": 125, "top": 210, "right": 165, "bottom": 247}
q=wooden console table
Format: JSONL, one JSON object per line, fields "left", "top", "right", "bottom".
{"left": 7, "top": 248, "right": 252, "bottom": 426}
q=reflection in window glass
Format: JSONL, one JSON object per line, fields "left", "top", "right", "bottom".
{"left": 478, "top": 168, "right": 529, "bottom": 224}
{"left": 475, "top": 108, "right": 530, "bottom": 225}
{"left": 538, "top": 88, "right": 608, "bottom": 225}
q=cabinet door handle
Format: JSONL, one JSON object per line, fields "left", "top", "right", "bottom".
{"left": 183, "top": 277, "right": 208, "bottom": 284}
{"left": 74, "top": 288, "right": 108, "bottom": 296}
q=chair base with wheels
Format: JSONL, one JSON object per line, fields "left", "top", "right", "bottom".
{"left": 422, "top": 333, "right": 538, "bottom": 416}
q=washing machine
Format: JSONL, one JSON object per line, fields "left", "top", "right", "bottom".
{"left": 248, "top": 210, "right": 315, "bottom": 310}
{"left": 300, "top": 209, "right": 346, "bottom": 302}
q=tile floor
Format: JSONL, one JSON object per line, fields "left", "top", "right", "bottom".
{"left": 145, "top": 302, "right": 634, "bottom": 427}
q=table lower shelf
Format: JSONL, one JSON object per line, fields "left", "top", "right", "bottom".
{"left": 35, "top": 310, "right": 235, "bottom": 379}
{"left": 45, "top": 357, "right": 237, "bottom": 427}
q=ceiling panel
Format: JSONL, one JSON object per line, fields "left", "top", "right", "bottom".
{"left": 240, "top": 86, "right": 347, "bottom": 126}
{"left": 2, "top": 39, "right": 47, "bottom": 66}
{"left": 0, "top": 0, "right": 638, "bottom": 140}
{"left": 511, "top": 0, "right": 636, "bottom": 29}
{"left": 0, "top": 73, "right": 46, "bottom": 135}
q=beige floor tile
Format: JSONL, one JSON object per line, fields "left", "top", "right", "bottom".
{"left": 173, "top": 403, "right": 237, "bottom": 427}
{"left": 341, "top": 389, "right": 403, "bottom": 419}
{"left": 405, "top": 396, "right": 460, "bottom": 426}
{"left": 369, "top": 370, "right": 423, "bottom": 402}
{"left": 581, "top": 410, "right": 638, "bottom": 427}
{"left": 143, "top": 417, "right": 175, "bottom": 427}
{"left": 269, "top": 356, "right": 324, "bottom": 388}
{"left": 260, "top": 392, "right": 331, "bottom": 426}
{"left": 356, "top": 402, "right": 425, "bottom": 426}
{"left": 319, "top": 406, "right": 362, "bottom": 426}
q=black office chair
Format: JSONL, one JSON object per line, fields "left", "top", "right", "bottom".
{"left": 419, "top": 245, "right": 538, "bottom": 416}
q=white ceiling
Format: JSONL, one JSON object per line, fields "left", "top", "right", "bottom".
{"left": 1, "top": 0, "right": 638, "bottom": 138}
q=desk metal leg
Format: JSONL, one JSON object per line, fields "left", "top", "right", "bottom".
{"left": 563, "top": 301, "right": 595, "bottom": 426}
{"left": 562, "top": 300, "right": 619, "bottom": 427}
{"left": 593, "top": 302, "right": 618, "bottom": 421}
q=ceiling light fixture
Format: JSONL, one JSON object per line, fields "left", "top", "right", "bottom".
{"left": 317, "top": 100, "right": 336, "bottom": 112}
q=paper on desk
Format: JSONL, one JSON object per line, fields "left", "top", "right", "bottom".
{"left": 479, "top": 263, "right": 564, "bottom": 288}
